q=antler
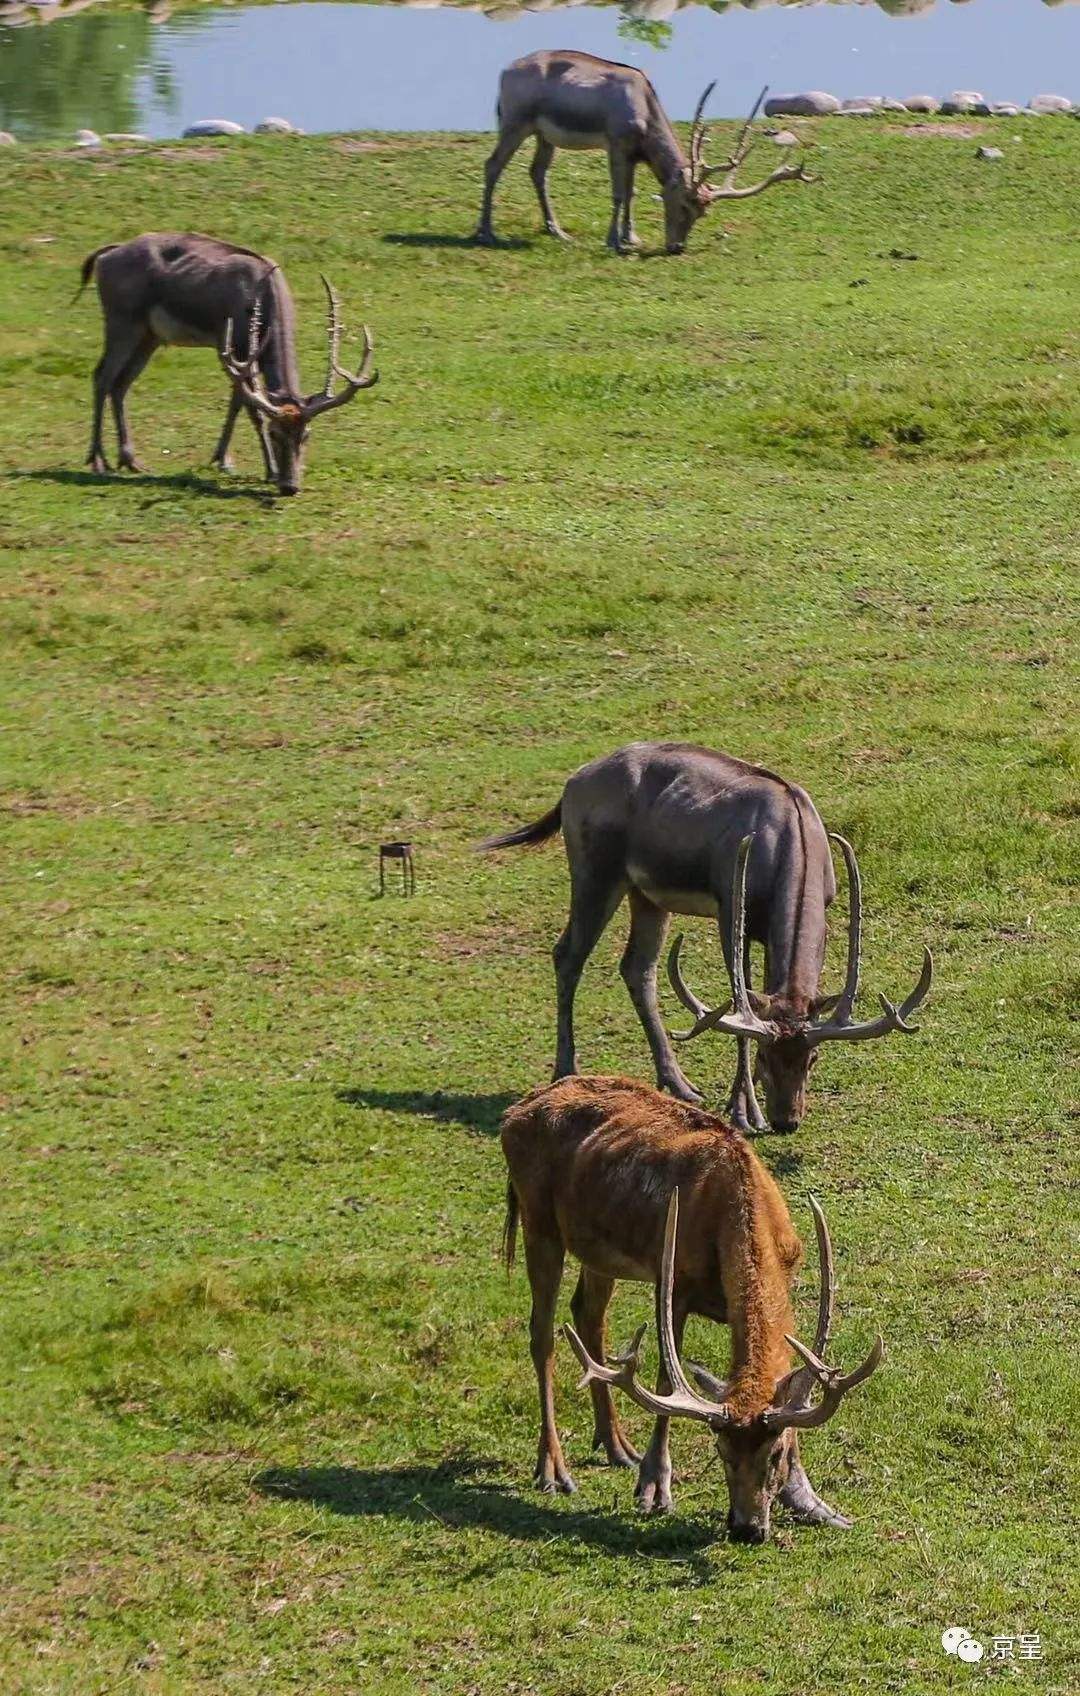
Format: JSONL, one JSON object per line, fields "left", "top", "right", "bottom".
{"left": 824, "top": 833, "right": 862, "bottom": 1028}
{"left": 666, "top": 835, "right": 778, "bottom": 1046}
{"left": 219, "top": 294, "right": 290, "bottom": 420}
{"left": 302, "top": 275, "right": 378, "bottom": 419}
{"left": 564, "top": 1190, "right": 737, "bottom": 1428}
{"left": 764, "top": 1195, "right": 883, "bottom": 1430}
{"left": 694, "top": 83, "right": 817, "bottom": 202}
{"left": 806, "top": 947, "right": 933, "bottom": 1048}
{"left": 688, "top": 79, "right": 717, "bottom": 184}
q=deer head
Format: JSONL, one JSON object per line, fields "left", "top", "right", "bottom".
{"left": 219, "top": 276, "right": 377, "bottom": 495}
{"left": 664, "top": 83, "right": 815, "bottom": 255}
{"left": 565, "top": 1190, "right": 883, "bottom": 1543}
{"left": 667, "top": 833, "right": 933, "bottom": 1131}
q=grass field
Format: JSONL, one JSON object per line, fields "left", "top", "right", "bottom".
{"left": 0, "top": 116, "right": 1078, "bottom": 1693}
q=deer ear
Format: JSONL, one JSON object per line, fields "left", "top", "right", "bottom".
{"left": 687, "top": 1361, "right": 730, "bottom": 1400}
{"left": 747, "top": 990, "right": 771, "bottom": 1017}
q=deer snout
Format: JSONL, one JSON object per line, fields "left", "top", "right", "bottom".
{"left": 727, "top": 1510, "right": 769, "bottom": 1546}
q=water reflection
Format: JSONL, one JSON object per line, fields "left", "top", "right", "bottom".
{"left": 2, "top": 0, "right": 1078, "bottom": 143}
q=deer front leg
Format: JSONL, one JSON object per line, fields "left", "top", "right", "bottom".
{"left": 475, "top": 124, "right": 529, "bottom": 245}
{"left": 552, "top": 871, "right": 626, "bottom": 1080}
{"left": 524, "top": 1233, "right": 575, "bottom": 1494}
{"left": 725, "top": 1038, "right": 767, "bottom": 1133}
{"left": 779, "top": 1439, "right": 852, "bottom": 1529}
{"left": 620, "top": 161, "right": 642, "bottom": 249}
{"left": 605, "top": 147, "right": 636, "bottom": 254}
{"left": 529, "top": 139, "right": 570, "bottom": 241}
{"left": 570, "top": 1271, "right": 641, "bottom": 1469}
{"left": 621, "top": 891, "right": 702, "bottom": 1104}
{"left": 636, "top": 1288, "right": 686, "bottom": 1512}
{"left": 212, "top": 387, "right": 245, "bottom": 472}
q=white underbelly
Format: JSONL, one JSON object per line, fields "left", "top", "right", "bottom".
{"left": 628, "top": 866, "right": 719, "bottom": 919}
{"left": 535, "top": 119, "right": 604, "bottom": 151}
{"left": 148, "top": 307, "right": 218, "bottom": 348}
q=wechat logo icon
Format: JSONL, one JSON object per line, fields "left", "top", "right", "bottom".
{"left": 943, "top": 1627, "right": 985, "bottom": 1664}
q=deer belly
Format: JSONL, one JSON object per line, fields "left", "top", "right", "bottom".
{"left": 148, "top": 308, "right": 218, "bottom": 348}
{"left": 628, "top": 867, "right": 720, "bottom": 919}
{"left": 535, "top": 119, "right": 603, "bottom": 152}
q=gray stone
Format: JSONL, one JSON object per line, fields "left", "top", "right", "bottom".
{"left": 976, "top": 146, "right": 1004, "bottom": 161}
{"left": 74, "top": 128, "right": 101, "bottom": 148}
{"left": 879, "top": 99, "right": 909, "bottom": 114}
{"left": 1029, "top": 93, "right": 1073, "bottom": 115}
{"left": 182, "top": 119, "right": 245, "bottom": 138}
{"left": 254, "top": 117, "right": 303, "bottom": 135}
{"left": 0, "top": 131, "right": 15, "bottom": 146}
{"left": 770, "top": 130, "right": 800, "bottom": 147}
{"left": 903, "top": 95, "right": 940, "bottom": 113}
{"left": 990, "top": 103, "right": 1022, "bottom": 118}
{"left": 763, "top": 92, "right": 841, "bottom": 118}
{"left": 104, "top": 133, "right": 150, "bottom": 143}
{"left": 941, "top": 100, "right": 991, "bottom": 117}
{"left": 947, "top": 90, "right": 986, "bottom": 108}
{"left": 844, "top": 96, "right": 884, "bottom": 110}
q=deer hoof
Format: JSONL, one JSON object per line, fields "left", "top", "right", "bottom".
{"left": 473, "top": 228, "right": 500, "bottom": 248}
{"left": 118, "top": 455, "right": 145, "bottom": 474}
{"left": 593, "top": 1429, "right": 642, "bottom": 1469}
{"left": 660, "top": 1075, "right": 704, "bottom": 1105}
{"left": 635, "top": 1479, "right": 674, "bottom": 1515}
{"left": 86, "top": 453, "right": 112, "bottom": 475}
{"left": 535, "top": 1470, "right": 577, "bottom": 1496}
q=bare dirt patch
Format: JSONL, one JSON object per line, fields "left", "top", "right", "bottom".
{"left": 902, "top": 123, "right": 986, "bottom": 140}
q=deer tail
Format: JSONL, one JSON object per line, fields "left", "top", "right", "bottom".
{"left": 476, "top": 801, "right": 562, "bottom": 853}
{"left": 501, "top": 1181, "right": 520, "bottom": 1271}
{"left": 72, "top": 244, "right": 119, "bottom": 304}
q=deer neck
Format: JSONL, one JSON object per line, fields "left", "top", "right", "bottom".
{"left": 644, "top": 110, "right": 690, "bottom": 190}
{"left": 258, "top": 269, "right": 302, "bottom": 400}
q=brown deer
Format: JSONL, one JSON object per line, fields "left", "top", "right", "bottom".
{"left": 76, "top": 233, "right": 378, "bottom": 495}
{"left": 501, "top": 1074, "right": 882, "bottom": 1544}
{"left": 480, "top": 742, "right": 932, "bottom": 1133}
{"left": 475, "top": 57, "right": 812, "bottom": 254}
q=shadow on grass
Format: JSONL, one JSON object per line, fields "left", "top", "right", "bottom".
{"left": 336, "top": 1086, "right": 513, "bottom": 1137}
{"left": 255, "top": 1456, "right": 716, "bottom": 1576}
{"left": 381, "top": 232, "right": 532, "bottom": 251}
{"left": 10, "top": 468, "right": 273, "bottom": 503}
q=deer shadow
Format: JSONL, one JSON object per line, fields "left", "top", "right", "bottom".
{"left": 336, "top": 1086, "right": 514, "bottom": 1138}
{"left": 254, "top": 1456, "right": 718, "bottom": 1580}
{"left": 11, "top": 468, "right": 274, "bottom": 503}
{"left": 381, "top": 232, "right": 533, "bottom": 251}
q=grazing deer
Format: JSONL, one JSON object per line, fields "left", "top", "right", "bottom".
{"left": 501, "top": 1075, "right": 882, "bottom": 1543}
{"left": 480, "top": 742, "right": 931, "bottom": 1133}
{"left": 76, "top": 233, "right": 378, "bottom": 495}
{"left": 475, "top": 57, "right": 812, "bottom": 254}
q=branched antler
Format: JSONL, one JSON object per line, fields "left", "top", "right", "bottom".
{"left": 692, "top": 82, "right": 817, "bottom": 203}
{"left": 302, "top": 275, "right": 378, "bottom": 418}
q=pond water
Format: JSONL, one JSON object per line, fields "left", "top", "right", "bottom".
{"left": 2, "top": 0, "right": 1080, "bottom": 143}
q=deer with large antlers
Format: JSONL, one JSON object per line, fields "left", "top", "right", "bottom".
{"left": 501, "top": 1074, "right": 883, "bottom": 1543}
{"left": 481, "top": 742, "right": 932, "bottom": 1133}
{"left": 475, "top": 56, "right": 812, "bottom": 254}
{"left": 77, "top": 233, "right": 377, "bottom": 495}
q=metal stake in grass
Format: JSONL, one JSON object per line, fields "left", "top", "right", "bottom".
{"left": 379, "top": 840, "right": 416, "bottom": 896}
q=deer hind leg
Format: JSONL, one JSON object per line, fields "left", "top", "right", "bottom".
{"left": 88, "top": 316, "right": 147, "bottom": 473}
{"left": 620, "top": 890, "right": 702, "bottom": 1104}
{"left": 569, "top": 1270, "right": 641, "bottom": 1468}
{"left": 529, "top": 139, "right": 570, "bottom": 241}
{"left": 110, "top": 333, "right": 157, "bottom": 473}
{"left": 475, "top": 123, "right": 531, "bottom": 245}
{"left": 552, "top": 865, "right": 627, "bottom": 1080}
{"left": 636, "top": 1286, "right": 686, "bottom": 1514}
{"left": 524, "top": 1231, "right": 575, "bottom": 1494}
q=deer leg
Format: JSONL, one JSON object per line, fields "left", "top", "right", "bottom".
{"left": 110, "top": 334, "right": 157, "bottom": 473}
{"left": 211, "top": 386, "right": 245, "bottom": 472}
{"left": 620, "top": 890, "right": 702, "bottom": 1104}
{"left": 605, "top": 148, "right": 635, "bottom": 254}
{"left": 524, "top": 1232, "right": 575, "bottom": 1494}
{"left": 88, "top": 317, "right": 145, "bottom": 474}
{"left": 475, "top": 124, "right": 530, "bottom": 245}
{"left": 636, "top": 1288, "right": 686, "bottom": 1514}
{"left": 529, "top": 139, "right": 570, "bottom": 241}
{"left": 779, "top": 1437, "right": 852, "bottom": 1529}
{"left": 620, "top": 160, "right": 642, "bottom": 248}
{"left": 718, "top": 921, "right": 767, "bottom": 1132}
{"left": 552, "top": 868, "right": 627, "bottom": 1080}
{"left": 569, "top": 1270, "right": 641, "bottom": 1468}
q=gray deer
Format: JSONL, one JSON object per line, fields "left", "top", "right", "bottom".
{"left": 480, "top": 742, "right": 931, "bottom": 1133}
{"left": 475, "top": 56, "right": 812, "bottom": 254}
{"left": 77, "top": 233, "right": 378, "bottom": 495}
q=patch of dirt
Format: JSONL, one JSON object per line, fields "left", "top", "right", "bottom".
{"left": 431, "top": 922, "right": 534, "bottom": 961}
{"left": 902, "top": 123, "right": 986, "bottom": 139}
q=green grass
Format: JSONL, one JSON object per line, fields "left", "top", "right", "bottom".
{"left": 0, "top": 118, "right": 1078, "bottom": 1693}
